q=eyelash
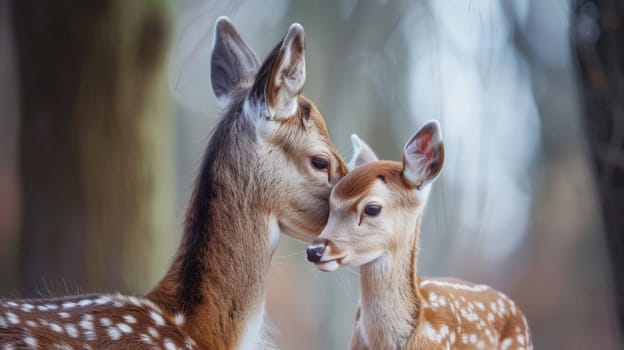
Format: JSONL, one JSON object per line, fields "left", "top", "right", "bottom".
{"left": 311, "top": 156, "right": 329, "bottom": 171}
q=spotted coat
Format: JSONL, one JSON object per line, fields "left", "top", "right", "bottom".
{"left": 0, "top": 294, "right": 195, "bottom": 350}
{"left": 350, "top": 277, "right": 533, "bottom": 350}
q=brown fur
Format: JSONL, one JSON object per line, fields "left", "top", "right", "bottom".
{"left": 0, "top": 20, "right": 347, "bottom": 350}
{"left": 315, "top": 148, "right": 531, "bottom": 350}
{"left": 146, "top": 93, "right": 346, "bottom": 349}
{"left": 0, "top": 294, "right": 196, "bottom": 349}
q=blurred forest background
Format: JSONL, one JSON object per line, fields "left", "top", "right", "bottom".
{"left": 0, "top": 0, "right": 622, "bottom": 349}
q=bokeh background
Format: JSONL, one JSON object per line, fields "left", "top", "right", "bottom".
{"left": 1, "top": 0, "right": 622, "bottom": 349}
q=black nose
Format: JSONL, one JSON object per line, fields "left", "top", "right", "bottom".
{"left": 306, "top": 245, "right": 326, "bottom": 263}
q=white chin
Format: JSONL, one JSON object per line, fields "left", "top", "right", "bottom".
{"left": 315, "top": 260, "right": 340, "bottom": 272}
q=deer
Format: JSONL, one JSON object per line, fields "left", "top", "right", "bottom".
{"left": 0, "top": 17, "right": 347, "bottom": 350}
{"left": 306, "top": 121, "right": 532, "bottom": 350}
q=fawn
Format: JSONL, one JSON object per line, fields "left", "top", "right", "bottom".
{"left": 306, "top": 121, "right": 532, "bottom": 350}
{"left": 0, "top": 17, "right": 347, "bottom": 350}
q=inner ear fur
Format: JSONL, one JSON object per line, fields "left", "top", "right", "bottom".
{"left": 402, "top": 120, "right": 444, "bottom": 190}
{"left": 210, "top": 16, "right": 260, "bottom": 108}
{"left": 250, "top": 23, "right": 306, "bottom": 120}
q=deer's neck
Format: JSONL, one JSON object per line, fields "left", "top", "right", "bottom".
{"left": 358, "top": 223, "right": 423, "bottom": 349}
{"left": 147, "top": 112, "right": 274, "bottom": 349}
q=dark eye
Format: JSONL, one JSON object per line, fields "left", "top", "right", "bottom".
{"left": 311, "top": 156, "right": 329, "bottom": 170}
{"left": 364, "top": 204, "right": 382, "bottom": 217}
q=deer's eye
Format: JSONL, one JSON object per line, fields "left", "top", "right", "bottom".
{"left": 311, "top": 156, "right": 329, "bottom": 170}
{"left": 364, "top": 204, "right": 382, "bottom": 217}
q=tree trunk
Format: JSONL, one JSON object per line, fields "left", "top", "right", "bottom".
{"left": 13, "top": 0, "right": 174, "bottom": 296}
{"left": 573, "top": 0, "right": 624, "bottom": 337}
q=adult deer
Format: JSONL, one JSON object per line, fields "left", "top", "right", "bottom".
{"left": 307, "top": 121, "right": 532, "bottom": 350}
{"left": 0, "top": 17, "right": 347, "bottom": 350}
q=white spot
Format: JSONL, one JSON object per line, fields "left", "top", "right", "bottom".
{"left": 23, "top": 336, "right": 37, "bottom": 348}
{"left": 127, "top": 296, "right": 141, "bottom": 306}
{"left": 185, "top": 337, "right": 197, "bottom": 349}
{"left": 141, "top": 299, "right": 162, "bottom": 313}
{"left": 422, "top": 322, "right": 438, "bottom": 342}
{"left": 78, "top": 299, "right": 93, "bottom": 307}
{"left": 487, "top": 313, "right": 495, "bottom": 322}
{"left": 108, "top": 326, "right": 121, "bottom": 340}
{"left": 117, "top": 323, "right": 132, "bottom": 334}
{"left": 94, "top": 296, "right": 111, "bottom": 305}
{"left": 44, "top": 304, "right": 58, "bottom": 310}
{"left": 123, "top": 315, "right": 137, "bottom": 324}
{"left": 460, "top": 306, "right": 480, "bottom": 322}
{"left": 84, "top": 329, "right": 97, "bottom": 341}
{"left": 36, "top": 305, "right": 48, "bottom": 311}
{"left": 3, "top": 343, "right": 15, "bottom": 350}
{"left": 21, "top": 304, "right": 34, "bottom": 312}
{"left": 461, "top": 334, "right": 468, "bottom": 344}
{"left": 140, "top": 334, "right": 154, "bottom": 345}
{"left": 487, "top": 331, "right": 496, "bottom": 344}
{"left": 26, "top": 320, "right": 37, "bottom": 327}
{"left": 148, "top": 326, "right": 159, "bottom": 339}
{"left": 522, "top": 314, "right": 531, "bottom": 347}
{"left": 0, "top": 316, "right": 7, "bottom": 328}
{"left": 149, "top": 311, "right": 165, "bottom": 326}
{"left": 497, "top": 299, "right": 507, "bottom": 315}
{"left": 164, "top": 338, "right": 177, "bottom": 350}
{"left": 173, "top": 313, "right": 185, "bottom": 326}
{"left": 80, "top": 315, "right": 94, "bottom": 330}
{"left": 429, "top": 293, "right": 438, "bottom": 302}
{"left": 518, "top": 335, "right": 525, "bottom": 345}
{"left": 100, "top": 317, "right": 112, "bottom": 326}
{"left": 6, "top": 312, "right": 19, "bottom": 324}
{"left": 470, "top": 334, "right": 477, "bottom": 344}
{"left": 490, "top": 302, "right": 498, "bottom": 313}
{"left": 51, "top": 344, "right": 73, "bottom": 350}
{"left": 58, "top": 312, "right": 70, "bottom": 318}
{"left": 62, "top": 302, "right": 76, "bottom": 309}
{"left": 65, "top": 323, "right": 79, "bottom": 337}
{"left": 501, "top": 338, "right": 513, "bottom": 350}
{"left": 6, "top": 302, "right": 17, "bottom": 307}
{"left": 49, "top": 322, "right": 63, "bottom": 333}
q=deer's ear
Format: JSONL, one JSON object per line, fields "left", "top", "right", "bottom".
{"left": 348, "top": 134, "right": 378, "bottom": 170}
{"left": 402, "top": 121, "right": 444, "bottom": 190}
{"left": 250, "top": 23, "right": 305, "bottom": 120}
{"left": 211, "top": 16, "right": 260, "bottom": 109}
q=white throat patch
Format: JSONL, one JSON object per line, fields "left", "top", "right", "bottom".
{"left": 238, "top": 301, "right": 265, "bottom": 350}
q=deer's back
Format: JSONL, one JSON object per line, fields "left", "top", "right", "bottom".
{"left": 410, "top": 277, "right": 532, "bottom": 350}
{"left": 0, "top": 294, "right": 195, "bottom": 349}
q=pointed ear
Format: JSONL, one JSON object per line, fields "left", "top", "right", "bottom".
{"left": 251, "top": 23, "right": 306, "bottom": 119}
{"left": 348, "top": 134, "right": 378, "bottom": 170}
{"left": 211, "top": 16, "right": 260, "bottom": 108}
{"left": 402, "top": 120, "right": 445, "bottom": 190}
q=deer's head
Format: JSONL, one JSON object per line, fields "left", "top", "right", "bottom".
{"left": 210, "top": 17, "right": 347, "bottom": 243}
{"left": 306, "top": 121, "right": 444, "bottom": 270}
